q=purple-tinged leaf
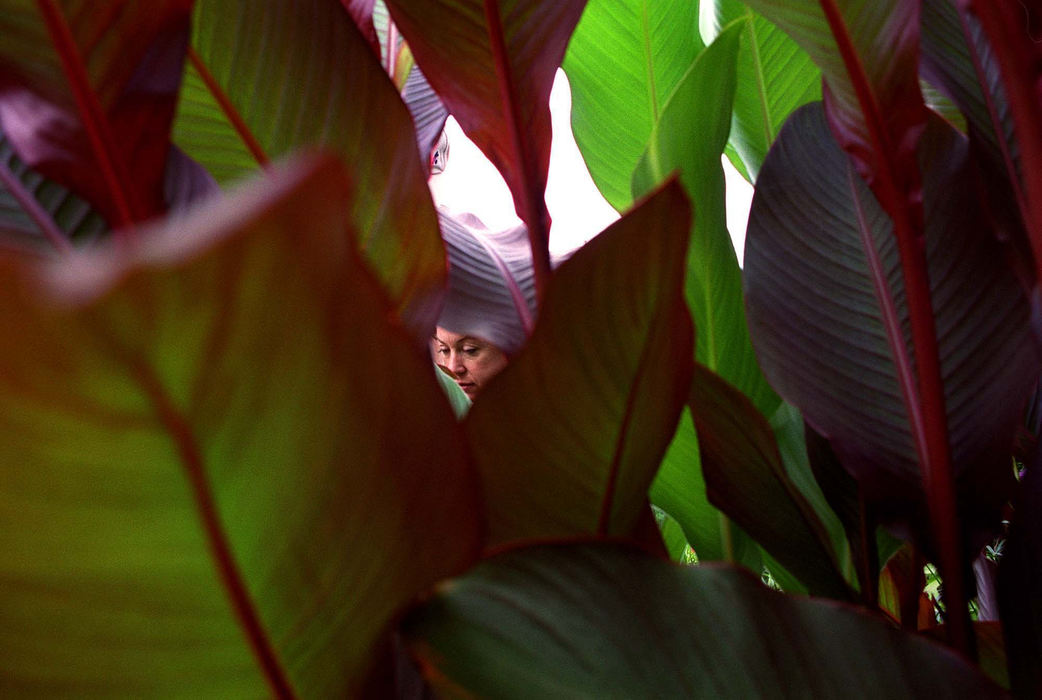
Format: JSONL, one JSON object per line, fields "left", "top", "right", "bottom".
{"left": 0, "top": 1, "right": 193, "bottom": 228}
{"left": 341, "top": 0, "right": 381, "bottom": 56}
{"left": 689, "top": 363, "right": 854, "bottom": 600}
{"left": 384, "top": 0, "right": 588, "bottom": 295}
{"left": 403, "top": 542, "right": 1004, "bottom": 698}
{"left": 401, "top": 64, "right": 448, "bottom": 173}
{"left": 0, "top": 154, "right": 482, "bottom": 695}
{"left": 745, "top": 104, "right": 1036, "bottom": 571}
{"left": 998, "top": 441, "right": 1042, "bottom": 697}
{"left": 175, "top": 0, "right": 446, "bottom": 342}
{"left": 465, "top": 181, "right": 692, "bottom": 546}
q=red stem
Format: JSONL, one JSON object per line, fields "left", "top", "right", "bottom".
{"left": 482, "top": 0, "right": 553, "bottom": 301}
{"left": 35, "top": 0, "right": 138, "bottom": 238}
{"left": 187, "top": 48, "right": 270, "bottom": 167}
{"left": 818, "top": 0, "right": 973, "bottom": 656}
{"left": 0, "top": 158, "right": 72, "bottom": 255}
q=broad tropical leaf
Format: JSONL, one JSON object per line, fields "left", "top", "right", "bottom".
{"left": 384, "top": 0, "right": 588, "bottom": 289}
{"left": 0, "top": 154, "right": 482, "bottom": 695}
{"left": 341, "top": 0, "right": 380, "bottom": 55}
{"left": 562, "top": 0, "right": 703, "bottom": 211}
{"left": 465, "top": 180, "right": 693, "bottom": 545}
{"left": 745, "top": 104, "right": 1036, "bottom": 543}
{"left": 633, "top": 23, "right": 778, "bottom": 417}
{"left": 173, "top": 0, "right": 445, "bottom": 339}
{"left": 700, "top": 0, "right": 821, "bottom": 181}
{"left": 689, "top": 363, "right": 853, "bottom": 600}
{"left": 403, "top": 542, "right": 1003, "bottom": 698}
{"left": 0, "top": 1, "right": 193, "bottom": 226}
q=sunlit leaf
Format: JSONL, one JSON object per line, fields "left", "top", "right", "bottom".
{"left": 700, "top": 0, "right": 821, "bottom": 180}
{"left": 0, "top": 154, "right": 481, "bottom": 695}
{"left": 0, "top": 0, "right": 193, "bottom": 226}
{"left": 404, "top": 542, "right": 1003, "bottom": 698}
{"left": 466, "top": 180, "right": 693, "bottom": 545}
{"left": 562, "top": 0, "right": 703, "bottom": 210}
{"left": 173, "top": 0, "right": 445, "bottom": 339}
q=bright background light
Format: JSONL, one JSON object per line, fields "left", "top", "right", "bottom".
{"left": 428, "top": 70, "right": 753, "bottom": 265}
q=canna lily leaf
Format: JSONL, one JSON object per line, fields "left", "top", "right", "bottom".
{"left": 739, "top": 0, "right": 928, "bottom": 235}
{"left": 632, "top": 22, "right": 778, "bottom": 418}
{"left": 465, "top": 180, "right": 693, "bottom": 546}
{"left": 562, "top": 0, "right": 703, "bottom": 211}
{"left": 688, "top": 363, "right": 854, "bottom": 600}
{"left": 173, "top": 0, "right": 445, "bottom": 340}
{"left": 403, "top": 542, "right": 1003, "bottom": 698}
{"left": 341, "top": 0, "right": 381, "bottom": 55}
{"left": 383, "top": 0, "right": 588, "bottom": 288}
{"left": 0, "top": 154, "right": 482, "bottom": 695}
{"left": 744, "top": 104, "right": 1037, "bottom": 547}
{"left": 0, "top": 0, "right": 193, "bottom": 227}
{"left": 699, "top": 0, "right": 821, "bottom": 181}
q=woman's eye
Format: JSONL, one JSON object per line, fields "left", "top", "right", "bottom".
{"left": 463, "top": 346, "right": 480, "bottom": 356}
{"left": 436, "top": 347, "right": 449, "bottom": 356}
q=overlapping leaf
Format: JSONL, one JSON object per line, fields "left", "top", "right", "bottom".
{"left": 172, "top": 0, "right": 444, "bottom": 338}
{"left": 384, "top": 0, "right": 588, "bottom": 285}
{"left": 562, "top": 0, "right": 703, "bottom": 211}
{"left": 0, "top": 154, "right": 482, "bottom": 695}
{"left": 745, "top": 104, "right": 1036, "bottom": 534}
{"left": 700, "top": 0, "right": 821, "bottom": 181}
{"left": 465, "top": 181, "right": 693, "bottom": 545}
{"left": 0, "top": 1, "right": 192, "bottom": 226}
{"left": 403, "top": 542, "right": 1003, "bottom": 698}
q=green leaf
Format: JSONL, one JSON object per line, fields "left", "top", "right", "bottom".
{"left": 404, "top": 542, "right": 1003, "bottom": 698}
{"left": 173, "top": 0, "right": 445, "bottom": 339}
{"left": 689, "top": 363, "right": 854, "bottom": 600}
{"left": 633, "top": 23, "right": 779, "bottom": 418}
{"left": 700, "top": 0, "right": 821, "bottom": 180}
{"left": 0, "top": 154, "right": 482, "bottom": 695}
{"left": 563, "top": 0, "right": 703, "bottom": 211}
{"left": 744, "top": 104, "right": 1034, "bottom": 536}
{"left": 465, "top": 180, "right": 693, "bottom": 545}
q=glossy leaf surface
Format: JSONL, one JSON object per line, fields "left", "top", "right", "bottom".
{"left": 404, "top": 542, "right": 1002, "bottom": 698}
{"left": 0, "top": 155, "right": 482, "bottom": 695}
{"left": 385, "top": 0, "right": 588, "bottom": 285}
{"left": 745, "top": 104, "right": 1036, "bottom": 533}
{"left": 0, "top": 0, "right": 193, "bottom": 226}
{"left": 700, "top": 0, "right": 821, "bottom": 181}
{"left": 562, "top": 0, "right": 703, "bottom": 210}
{"left": 173, "top": 0, "right": 445, "bottom": 338}
{"left": 466, "top": 181, "right": 693, "bottom": 545}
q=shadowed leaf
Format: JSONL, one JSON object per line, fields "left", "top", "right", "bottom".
{"left": 465, "top": 180, "right": 693, "bottom": 546}
{"left": 745, "top": 104, "right": 1036, "bottom": 543}
{"left": 0, "top": 1, "right": 193, "bottom": 226}
{"left": 404, "top": 542, "right": 1003, "bottom": 698}
{"left": 172, "top": 0, "right": 445, "bottom": 339}
{"left": 384, "top": 0, "right": 588, "bottom": 287}
{"left": 0, "top": 154, "right": 481, "bottom": 695}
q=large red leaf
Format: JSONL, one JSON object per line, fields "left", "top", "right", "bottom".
{"left": 745, "top": 105, "right": 1036, "bottom": 564}
{"left": 173, "top": 0, "right": 445, "bottom": 340}
{"left": 465, "top": 180, "right": 692, "bottom": 546}
{"left": 0, "top": 1, "right": 193, "bottom": 228}
{"left": 0, "top": 154, "right": 481, "bottom": 694}
{"left": 383, "top": 0, "right": 588, "bottom": 293}
{"left": 403, "top": 542, "right": 1003, "bottom": 698}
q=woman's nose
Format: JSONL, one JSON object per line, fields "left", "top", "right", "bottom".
{"left": 450, "top": 353, "right": 467, "bottom": 375}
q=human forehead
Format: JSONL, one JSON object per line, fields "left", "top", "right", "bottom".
{"left": 432, "top": 328, "right": 486, "bottom": 347}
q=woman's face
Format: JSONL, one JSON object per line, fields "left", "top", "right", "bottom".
{"left": 432, "top": 327, "right": 509, "bottom": 399}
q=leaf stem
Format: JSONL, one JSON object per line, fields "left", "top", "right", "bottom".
{"left": 35, "top": 0, "right": 139, "bottom": 237}
{"left": 187, "top": 48, "right": 270, "bottom": 167}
